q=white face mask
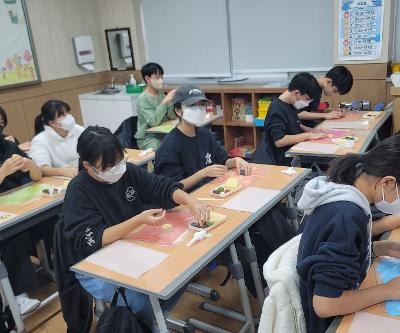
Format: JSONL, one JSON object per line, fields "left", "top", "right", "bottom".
{"left": 293, "top": 98, "right": 312, "bottom": 110}
{"left": 57, "top": 114, "right": 76, "bottom": 132}
{"left": 150, "top": 78, "right": 163, "bottom": 90}
{"left": 93, "top": 160, "right": 127, "bottom": 184}
{"left": 181, "top": 104, "right": 207, "bottom": 126}
{"left": 375, "top": 184, "right": 400, "bottom": 215}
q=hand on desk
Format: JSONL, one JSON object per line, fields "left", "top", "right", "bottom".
{"left": 324, "top": 109, "right": 345, "bottom": 120}
{"left": 137, "top": 208, "right": 166, "bottom": 225}
{"left": 234, "top": 157, "right": 251, "bottom": 176}
{"left": 202, "top": 165, "right": 228, "bottom": 178}
{"left": 306, "top": 132, "right": 329, "bottom": 140}
{"left": 187, "top": 198, "right": 210, "bottom": 227}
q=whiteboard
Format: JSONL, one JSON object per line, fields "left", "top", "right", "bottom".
{"left": 139, "top": 0, "right": 231, "bottom": 77}
{"left": 228, "top": 0, "right": 334, "bottom": 73}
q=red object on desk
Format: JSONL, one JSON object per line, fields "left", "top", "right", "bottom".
{"left": 318, "top": 101, "right": 329, "bottom": 111}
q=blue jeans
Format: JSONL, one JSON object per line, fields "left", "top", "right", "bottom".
{"left": 76, "top": 273, "right": 183, "bottom": 331}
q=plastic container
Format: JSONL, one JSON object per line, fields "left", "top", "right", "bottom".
{"left": 257, "top": 109, "right": 268, "bottom": 119}
{"left": 254, "top": 117, "right": 265, "bottom": 127}
{"left": 391, "top": 72, "right": 400, "bottom": 87}
{"left": 126, "top": 83, "right": 145, "bottom": 94}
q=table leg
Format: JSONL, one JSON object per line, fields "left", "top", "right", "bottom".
{"left": 0, "top": 261, "right": 25, "bottom": 332}
{"left": 243, "top": 231, "right": 265, "bottom": 308}
{"left": 229, "top": 243, "right": 255, "bottom": 333}
{"left": 149, "top": 295, "right": 169, "bottom": 333}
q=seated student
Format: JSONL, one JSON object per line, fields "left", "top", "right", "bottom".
{"left": 155, "top": 85, "right": 250, "bottom": 191}
{"left": 297, "top": 135, "right": 400, "bottom": 333}
{"left": 30, "top": 100, "right": 84, "bottom": 178}
{"left": 298, "top": 65, "right": 354, "bottom": 127}
{"left": 135, "top": 62, "right": 176, "bottom": 151}
{"left": 0, "top": 135, "right": 45, "bottom": 314}
{"left": 0, "top": 106, "right": 19, "bottom": 145}
{"left": 252, "top": 72, "right": 327, "bottom": 166}
{"left": 62, "top": 126, "right": 210, "bottom": 329}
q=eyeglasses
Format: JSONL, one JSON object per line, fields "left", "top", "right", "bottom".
{"left": 91, "top": 158, "right": 127, "bottom": 175}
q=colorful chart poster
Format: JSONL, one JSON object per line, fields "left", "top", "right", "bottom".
{"left": 339, "top": 0, "right": 384, "bottom": 61}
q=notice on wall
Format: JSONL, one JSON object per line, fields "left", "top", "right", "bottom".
{"left": 338, "top": 0, "right": 384, "bottom": 61}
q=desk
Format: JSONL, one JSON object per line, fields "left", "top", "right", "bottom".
{"left": 0, "top": 177, "right": 66, "bottom": 333}
{"left": 72, "top": 165, "right": 310, "bottom": 332}
{"left": 327, "top": 228, "right": 400, "bottom": 333}
{"left": 286, "top": 111, "right": 392, "bottom": 160}
{"left": 145, "top": 114, "right": 222, "bottom": 134}
{"left": 125, "top": 149, "right": 155, "bottom": 167}
{"left": 0, "top": 177, "right": 66, "bottom": 240}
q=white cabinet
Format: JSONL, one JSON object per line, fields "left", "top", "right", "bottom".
{"left": 79, "top": 86, "right": 139, "bottom": 133}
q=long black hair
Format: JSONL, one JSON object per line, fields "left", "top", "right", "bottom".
{"left": 77, "top": 126, "right": 124, "bottom": 171}
{"left": 34, "top": 100, "right": 70, "bottom": 135}
{"left": 327, "top": 134, "right": 400, "bottom": 185}
{"left": 0, "top": 106, "right": 8, "bottom": 128}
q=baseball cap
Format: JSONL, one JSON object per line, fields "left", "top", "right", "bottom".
{"left": 171, "top": 85, "right": 210, "bottom": 106}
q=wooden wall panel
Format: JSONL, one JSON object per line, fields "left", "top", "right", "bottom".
{"left": 0, "top": 72, "right": 113, "bottom": 141}
{"left": 324, "top": 80, "right": 387, "bottom": 109}
{"left": 1, "top": 101, "right": 30, "bottom": 142}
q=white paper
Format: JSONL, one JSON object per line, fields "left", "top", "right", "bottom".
{"left": 322, "top": 120, "right": 369, "bottom": 129}
{"left": 85, "top": 240, "right": 169, "bottom": 279}
{"left": 291, "top": 142, "right": 339, "bottom": 154}
{"left": 349, "top": 312, "right": 400, "bottom": 333}
{"left": 222, "top": 187, "right": 281, "bottom": 213}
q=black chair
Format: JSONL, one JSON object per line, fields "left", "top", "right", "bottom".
{"left": 114, "top": 117, "right": 139, "bottom": 149}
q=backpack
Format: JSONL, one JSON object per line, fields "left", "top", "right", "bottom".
{"left": 95, "top": 288, "right": 151, "bottom": 333}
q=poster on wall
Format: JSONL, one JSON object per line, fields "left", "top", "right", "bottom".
{"left": 338, "top": 0, "right": 384, "bottom": 61}
{"left": 0, "top": 0, "right": 40, "bottom": 89}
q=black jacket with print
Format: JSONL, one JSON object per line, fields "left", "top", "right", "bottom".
{"left": 62, "top": 162, "right": 182, "bottom": 265}
{"left": 155, "top": 127, "right": 229, "bottom": 192}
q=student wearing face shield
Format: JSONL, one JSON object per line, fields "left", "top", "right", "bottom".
{"left": 252, "top": 73, "right": 327, "bottom": 166}
{"left": 154, "top": 85, "right": 250, "bottom": 192}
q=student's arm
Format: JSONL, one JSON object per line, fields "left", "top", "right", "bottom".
{"left": 313, "top": 279, "right": 400, "bottom": 318}
{"left": 180, "top": 165, "right": 228, "bottom": 190}
{"left": 41, "top": 166, "right": 78, "bottom": 178}
{"left": 134, "top": 165, "right": 209, "bottom": 223}
{"left": 0, "top": 155, "right": 26, "bottom": 184}
{"left": 372, "top": 215, "right": 400, "bottom": 236}
{"left": 275, "top": 133, "right": 318, "bottom": 148}
{"left": 29, "top": 138, "right": 76, "bottom": 177}
{"left": 23, "top": 158, "right": 42, "bottom": 181}
{"left": 298, "top": 110, "right": 344, "bottom": 121}
{"left": 139, "top": 90, "right": 176, "bottom": 127}
{"left": 104, "top": 208, "right": 166, "bottom": 245}
{"left": 314, "top": 240, "right": 400, "bottom": 318}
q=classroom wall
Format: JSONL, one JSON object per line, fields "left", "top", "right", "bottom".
{"left": 0, "top": 0, "right": 146, "bottom": 142}
{"left": 25, "top": 0, "right": 109, "bottom": 81}
{"left": 97, "top": 0, "right": 145, "bottom": 69}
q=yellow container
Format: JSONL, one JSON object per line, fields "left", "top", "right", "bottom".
{"left": 392, "top": 63, "right": 400, "bottom": 74}
{"left": 258, "top": 109, "right": 268, "bottom": 119}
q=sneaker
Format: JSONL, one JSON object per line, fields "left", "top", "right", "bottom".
{"left": 16, "top": 294, "right": 40, "bottom": 315}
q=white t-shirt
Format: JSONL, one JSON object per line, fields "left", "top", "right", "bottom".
{"left": 29, "top": 125, "right": 85, "bottom": 168}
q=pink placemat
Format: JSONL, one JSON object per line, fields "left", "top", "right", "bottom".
{"left": 131, "top": 211, "right": 193, "bottom": 246}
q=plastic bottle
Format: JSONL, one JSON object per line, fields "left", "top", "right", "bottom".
{"left": 129, "top": 74, "right": 136, "bottom": 85}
